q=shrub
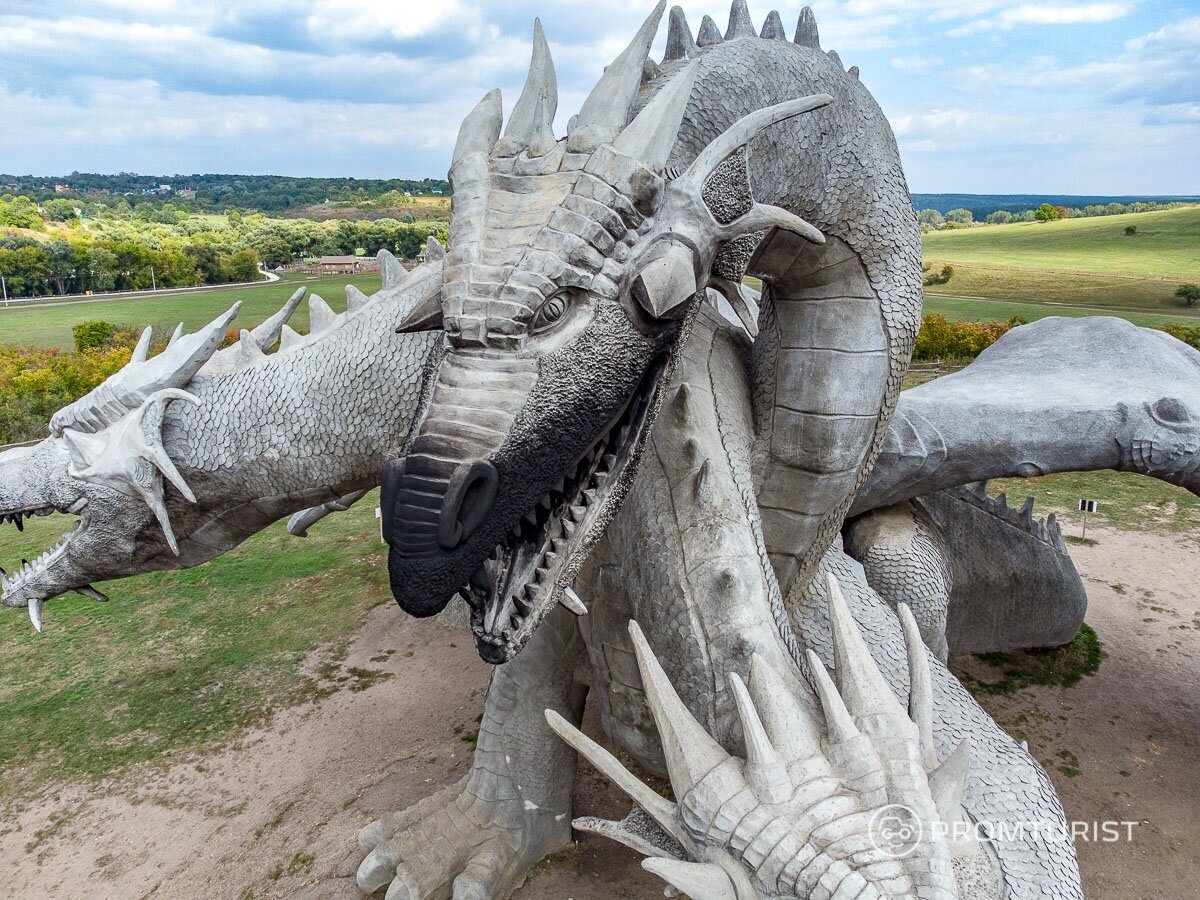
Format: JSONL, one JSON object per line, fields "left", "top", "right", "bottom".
{"left": 923, "top": 264, "right": 954, "bottom": 287}
{"left": 0, "top": 343, "right": 131, "bottom": 443}
{"left": 1124, "top": 225, "right": 1137, "bottom": 236}
{"left": 1174, "top": 284, "right": 1200, "bottom": 308}
{"left": 72, "top": 321, "right": 116, "bottom": 352}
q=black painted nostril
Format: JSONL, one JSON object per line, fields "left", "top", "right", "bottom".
{"left": 437, "top": 460, "right": 499, "bottom": 551}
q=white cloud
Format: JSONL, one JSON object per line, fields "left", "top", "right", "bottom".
{"left": 949, "top": 1, "right": 1134, "bottom": 35}
{"left": 891, "top": 55, "right": 943, "bottom": 74}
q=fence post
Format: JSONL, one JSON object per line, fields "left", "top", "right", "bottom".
{"left": 1, "top": 274, "right": 7, "bottom": 307}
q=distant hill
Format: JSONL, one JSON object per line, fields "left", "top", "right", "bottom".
{"left": 912, "top": 193, "right": 1200, "bottom": 219}
{"left": 0, "top": 172, "right": 451, "bottom": 213}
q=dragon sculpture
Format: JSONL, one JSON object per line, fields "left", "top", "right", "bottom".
{"left": 3, "top": 3, "right": 1200, "bottom": 899}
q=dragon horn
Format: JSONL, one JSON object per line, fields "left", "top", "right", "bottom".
{"left": 746, "top": 653, "right": 824, "bottom": 764}
{"left": 795, "top": 6, "right": 820, "bottom": 48}
{"left": 696, "top": 15, "right": 723, "bottom": 46}
{"left": 728, "top": 672, "right": 791, "bottom": 803}
{"left": 613, "top": 62, "right": 698, "bottom": 172}
{"left": 761, "top": 10, "right": 787, "bottom": 40}
{"left": 827, "top": 573, "right": 907, "bottom": 720}
{"left": 725, "top": 0, "right": 755, "bottom": 39}
{"left": 663, "top": 6, "right": 697, "bottom": 61}
{"left": 496, "top": 18, "right": 557, "bottom": 158}
{"left": 898, "top": 602, "right": 938, "bottom": 768}
{"left": 452, "top": 89, "right": 503, "bottom": 168}
{"left": 131, "top": 326, "right": 153, "bottom": 363}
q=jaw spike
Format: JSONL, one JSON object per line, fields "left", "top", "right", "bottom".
{"left": 696, "top": 15, "right": 723, "bottom": 46}
{"left": 345, "top": 284, "right": 371, "bottom": 314}
{"left": 237, "top": 329, "right": 266, "bottom": 364}
{"left": 307, "top": 293, "right": 338, "bottom": 334}
{"left": 747, "top": 653, "right": 824, "bottom": 764}
{"left": 570, "top": 1, "right": 666, "bottom": 150}
{"left": 725, "top": 0, "right": 756, "bottom": 39}
{"left": 664, "top": 6, "right": 698, "bottom": 61}
{"left": 545, "top": 709, "right": 685, "bottom": 845}
{"left": 642, "top": 859, "right": 736, "bottom": 900}
{"left": 377, "top": 249, "right": 408, "bottom": 290}
{"left": 29, "top": 595, "right": 43, "bottom": 632}
{"left": 167, "top": 322, "right": 184, "bottom": 347}
{"left": 805, "top": 649, "right": 859, "bottom": 743}
{"left": 425, "top": 236, "right": 445, "bottom": 262}
{"left": 244, "top": 286, "right": 306, "bottom": 354}
{"left": 795, "top": 6, "right": 820, "bottom": 48}
{"left": 929, "top": 738, "right": 971, "bottom": 821}
{"left": 826, "top": 573, "right": 906, "bottom": 720}
{"left": 560, "top": 586, "right": 588, "bottom": 616}
{"left": 627, "top": 621, "right": 729, "bottom": 798}
{"left": 496, "top": 18, "right": 558, "bottom": 157}
{"left": 898, "top": 603, "right": 937, "bottom": 768}
{"left": 728, "top": 672, "right": 791, "bottom": 803}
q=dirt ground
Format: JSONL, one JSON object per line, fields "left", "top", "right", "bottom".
{"left": 0, "top": 526, "right": 1196, "bottom": 899}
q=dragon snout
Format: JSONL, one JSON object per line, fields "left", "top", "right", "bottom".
{"left": 437, "top": 460, "right": 499, "bottom": 551}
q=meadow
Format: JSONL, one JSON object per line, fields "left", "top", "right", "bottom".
{"left": 0, "top": 273, "right": 383, "bottom": 349}
{"left": 923, "top": 206, "right": 1200, "bottom": 317}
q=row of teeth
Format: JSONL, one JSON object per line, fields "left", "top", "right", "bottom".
{"left": 469, "top": 420, "right": 640, "bottom": 647}
{"left": 0, "top": 506, "right": 55, "bottom": 532}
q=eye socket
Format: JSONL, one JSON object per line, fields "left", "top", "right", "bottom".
{"left": 531, "top": 292, "right": 572, "bottom": 334}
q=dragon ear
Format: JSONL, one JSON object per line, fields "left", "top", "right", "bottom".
{"left": 63, "top": 389, "right": 200, "bottom": 555}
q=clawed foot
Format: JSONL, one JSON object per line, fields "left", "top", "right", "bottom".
{"left": 356, "top": 777, "right": 569, "bottom": 900}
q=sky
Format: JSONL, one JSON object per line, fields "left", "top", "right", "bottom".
{"left": 1, "top": 0, "right": 1198, "bottom": 194}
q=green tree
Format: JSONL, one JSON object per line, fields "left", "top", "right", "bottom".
{"left": 223, "top": 248, "right": 261, "bottom": 283}
{"left": 42, "top": 198, "right": 79, "bottom": 221}
{"left": 985, "top": 210, "right": 1015, "bottom": 225}
{"left": 1035, "top": 203, "right": 1059, "bottom": 222}
{"left": 0, "top": 195, "right": 45, "bottom": 229}
{"left": 916, "top": 208, "right": 944, "bottom": 228}
{"left": 944, "top": 208, "right": 973, "bottom": 225}
{"left": 46, "top": 240, "right": 80, "bottom": 295}
{"left": 1176, "top": 284, "right": 1200, "bottom": 308}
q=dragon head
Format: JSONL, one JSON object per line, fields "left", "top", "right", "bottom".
{"left": 383, "top": 3, "right": 829, "bottom": 662}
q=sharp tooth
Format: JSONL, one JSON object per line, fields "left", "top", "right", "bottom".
{"left": 562, "top": 519, "right": 577, "bottom": 538}
{"left": 541, "top": 495, "right": 554, "bottom": 511}
{"left": 553, "top": 477, "right": 567, "bottom": 494}
{"left": 583, "top": 490, "right": 599, "bottom": 505}
{"left": 514, "top": 595, "right": 532, "bottom": 616}
{"left": 29, "top": 596, "right": 43, "bottom": 632}
{"left": 593, "top": 472, "right": 610, "bottom": 489}
{"left": 560, "top": 587, "right": 588, "bottom": 616}
{"left": 523, "top": 509, "right": 539, "bottom": 528}
{"left": 544, "top": 551, "right": 557, "bottom": 566}
{"left": 569, "top": 505, "right": 586, "bottom": 521}
{"left": 552, "top": 538, "right": 568, "bottom": 555}
{"left": 535, "top": 567, "right": 550, "bottom": 583}
{"left": 68, "top": 498, "right": 87, "bottom": 514}
{"left": 14, "top": 514, "right": 23, "bottom": 532}
{"left": 75, "top": 585, "right": 109, "bottom": 602}
{"left": 601, "top": 453, "right": 617, "bottom": 471}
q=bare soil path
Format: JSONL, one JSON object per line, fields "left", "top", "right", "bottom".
{"left": 0, "top": 528, "right": 1195, "bottom": 899}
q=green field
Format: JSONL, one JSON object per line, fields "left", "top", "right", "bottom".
{"left": 0, "top": 274, "right": 383, "bottom": 349}
{"left": 923, "top": 206, "right": 1200, "bottom": 318}
{"left": 0, "top": 491, "right": 392, "bottom": 805}
{"left": 922, "top": 293, "right": 1199, "bottom": 328}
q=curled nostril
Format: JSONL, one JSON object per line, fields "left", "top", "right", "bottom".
{"left": 437, "top": 460, "right": 499, "bottom": 551}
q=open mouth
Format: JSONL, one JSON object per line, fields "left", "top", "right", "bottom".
{"left": 1, "top": 498, "right": 105, "bottom": 622}
{"left": 460, "top": 357, "right": 670, "bottom": 663}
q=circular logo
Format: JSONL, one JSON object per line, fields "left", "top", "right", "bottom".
{"left": 869, "top": 804, "right": 923, "bottom": 859}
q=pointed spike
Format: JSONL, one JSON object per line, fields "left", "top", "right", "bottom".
{"left": 664, "top": 6, "right": 698, "bottom": 61}
{"left": 167, "top": 322, "right": 185, "bottom": 347}
{"left": 930, "top": 738, "right": 971, "bottom": 821}
{"left": 692, "top": 459, "right": 712, "bottom": 501}
{"left": 346, "top": 284, "right": 371, "bottom": 314}
{"left": 376, "top": 248, "right": 407, "bottom": 291}
{"left": 828, "top": 49, "right": 844, "bottom": 70}
{"left": 761, "top": 10, "right": 786, "bottom": 40}
{"left": 897, "top": 604, "right": 937, "bottom": 769}
{"left": 613, "top": 62, "right": 699, "bottom": 173}
{"left": 995, "top": 491, "right": 1008, "bottom": 508}
{"left": 307, "top": 293, "right": 338, "bottom": 334}
{"left": 29, "top": 596, "right": 43, "bottom": 632}
{"left": 673, "top": 383, "right": 692, "bottom": 424}
{"left": 74, "top": 585, "right": 109, "bottom": 602}
{"left": 452, "top": 89, "right": 504, "bottom": 169}
{"left": 1019, "top": 496, "right": 1035, "bottom": 525}
{"left": 805, "top": 649, "right": 859, "bottom": 743}
{"left": 571, "top": 1, "right": 667, "bottom": 148}
{"left": 560, "top": 586, "right": 588, "bottom": 616}
{"left": 545, "top": 709, "right": 685, "bottom": 844}
{"left": 278, "top": 324, "right": 303, "bottom": 351}
{"left": 696, "top": 14, "right": 723, "bottom": 46}
{"left": 248, "top": 286, "right": 306, "bottom": 352}
{"left": 848, "top": 65, "right": 859, "bottom": 80}
{"left": 795, "top": 6, "right": 820, "bottom": 48}
{"left": 132, "top": 326, "right": 153, "bottom": 363}
{"left": 827, "top": 574, "right": 906, "bottom": 720}
{"left": 571, "top": 816, "right": 678, "bottom": 860}
{"left": 642, "top": 859, "right": 736, "bottom": 900}
{"left": 497, "top": 18, "right": 558, "bottom": 157}
{"left": 628, "top": 621, "right": 729, "bottom": 797}
{"left": 728, "top": 672, "right": 791, "bottom": 803}
{"left": 747, "top": 653, "right": 824, "bottom": 764}
{"left": 725, "top": 0, "right": 756, "bottom": 39}
{"left": 237, "top": 329, "right": 266, "bottom": 364}
{"left": 425, "top": 236, "right": 445, "bottom": 262}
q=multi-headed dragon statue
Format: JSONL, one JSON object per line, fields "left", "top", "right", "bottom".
{"left": 4, "top": 3, "right": 1200, "bottom": 898}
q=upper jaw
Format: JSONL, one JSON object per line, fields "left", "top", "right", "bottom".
{"left": 1, "top": 496, "right": 95, "bottom": 610}
{"left": 464, "top": 356, "right": 669, "bottom": 663}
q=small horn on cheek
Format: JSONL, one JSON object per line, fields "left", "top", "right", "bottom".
{"left": 631, "top": 246, "right": 698, "bottom": 320}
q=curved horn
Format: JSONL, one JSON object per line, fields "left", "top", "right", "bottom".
{"left": 569, "top": 1, "right": 666, "bottom": 150}
{"left": 452, "top": 89, "right": 503, "bottom": 168}
{"left": 495, "top": 18, "right": 557, "bottom": 158}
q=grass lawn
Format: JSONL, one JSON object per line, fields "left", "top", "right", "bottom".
{"left": 922, "top": 206, "right": 1200, "bottom": 279}
{"left": 0, "top": 274, "right": 383, "bottom": 349}
{"left": 992, "top": 470, "right": 1200, "bottom": 537}
{"left": 921, "top": 293, "right": 1199, "bottom": 328}
{"left": 0, "top": 492, "right": 391, "bottom": 806}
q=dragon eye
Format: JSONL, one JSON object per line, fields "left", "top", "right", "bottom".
{"left": 531, "top": 293, "right": 571, "bottom": 334}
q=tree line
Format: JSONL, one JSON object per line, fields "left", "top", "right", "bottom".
{"left": 917, "top": 200, "right": 1187, "bottom": 231}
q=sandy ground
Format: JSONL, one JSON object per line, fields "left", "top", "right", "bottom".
{"left": 0, "top": 526, "right": 1196, "bottom": 899}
